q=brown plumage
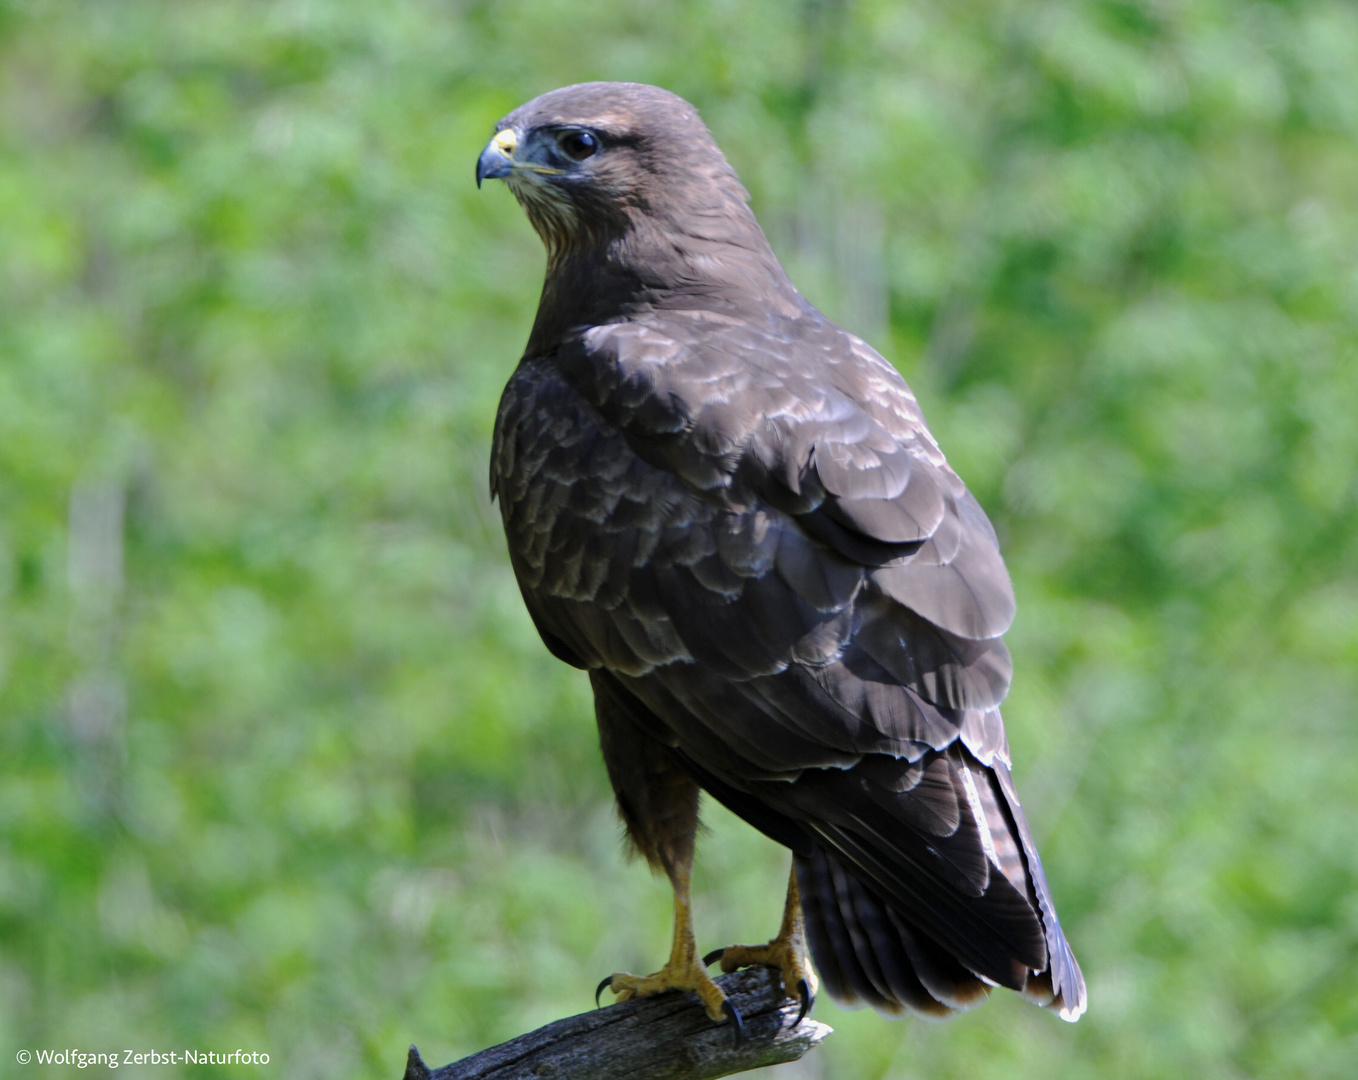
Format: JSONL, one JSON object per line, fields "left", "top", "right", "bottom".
{"left": 478, "top": 81, "right": 1085, "bottom": 1023}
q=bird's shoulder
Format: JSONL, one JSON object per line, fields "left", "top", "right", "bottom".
{"left": 549, "top": 307, "right": 939, "bottom": 495}
{"left": 562, "top": 305, "right": 941, "bottom": 450}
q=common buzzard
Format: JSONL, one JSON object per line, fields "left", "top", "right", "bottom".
{"left": 476, "top": 82, "right": 1085, "bottom": 1032}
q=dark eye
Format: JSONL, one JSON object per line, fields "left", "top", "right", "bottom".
{"left": 558, "top": 130, "right": 598, "bottom": 162}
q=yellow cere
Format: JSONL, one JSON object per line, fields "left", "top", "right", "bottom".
{"left": 492, "top": 128, "right": 518, "bottom": 157}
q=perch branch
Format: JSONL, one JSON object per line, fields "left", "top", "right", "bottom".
{"left": 402, "top": 966, "right": 832, "bottom": 1080}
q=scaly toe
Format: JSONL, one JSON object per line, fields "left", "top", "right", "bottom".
{"left": 706, "top": 940, "right": 817, "bottom": 1019}
{"left": 598, "top": 963, "right": 729, "bottom": 1024}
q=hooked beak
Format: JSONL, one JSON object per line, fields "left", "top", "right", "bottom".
{"left": 476, "top": 128, "right": 518, "bottom": 188}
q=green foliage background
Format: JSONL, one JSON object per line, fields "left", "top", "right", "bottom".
{"left": 3, "top": 1, "right": 1357, "bottom": 1076}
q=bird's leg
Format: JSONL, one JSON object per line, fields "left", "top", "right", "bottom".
{"left": 703, "top": 863, "right": 818, "bottom": 1023}
{"left": 596, "top": 852, "right": 737, "bottom": 1027}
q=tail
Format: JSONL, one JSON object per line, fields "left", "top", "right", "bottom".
{"left": 798, "top": 846, "right": 991, "bottom": 1018}
{"left": 796, "top": 755, "right": 1086, "bottom": 1021}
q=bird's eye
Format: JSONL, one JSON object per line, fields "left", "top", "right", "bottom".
{"left": 558, "top": 130, "right": 598, "bottom": 162}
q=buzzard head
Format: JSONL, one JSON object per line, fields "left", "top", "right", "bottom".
{"left": 475, "top": 83, "right": 762, "bottom": 270}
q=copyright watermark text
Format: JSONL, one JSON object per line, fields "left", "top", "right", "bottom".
{"left": 15, "top": 1048, "right": 270, "bottom": 1068}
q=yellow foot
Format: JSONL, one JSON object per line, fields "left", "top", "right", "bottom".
{"left": 595, "top": 958, "right": 738, "bottom": 1029}
{"left": 704, "top": 938, "right": 818, "bottom": 1024}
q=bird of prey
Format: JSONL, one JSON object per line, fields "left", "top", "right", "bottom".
{"left": 476, "top": 82, "right": 1085, "bottom": 1032}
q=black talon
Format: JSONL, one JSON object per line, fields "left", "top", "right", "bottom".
{"left": 794, "top": 977, "right": 814, "bottom": 1026}
{"left": 702, "top": 948, "right": 726, "bottom": 968}
{"left": 722, "top": 998, "right": 745, "bottom": 1044}
{"left": 594, "top": 976, "right": 613, "bottom": 1008}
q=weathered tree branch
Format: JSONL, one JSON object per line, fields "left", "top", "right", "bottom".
{"left": 402, "top": 967, "right": 832, "bottom": 1080}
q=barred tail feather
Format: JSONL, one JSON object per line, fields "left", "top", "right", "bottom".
{"left": 797, "top": 840, "right": 1084, "bottom": 1020}
{"left": 797, "top": 848, "right": 991, "bottom": 1018}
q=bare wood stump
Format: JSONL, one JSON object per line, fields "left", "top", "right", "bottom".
{"left": 402, "top": 966, "right": 832, "bottom": 1080}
